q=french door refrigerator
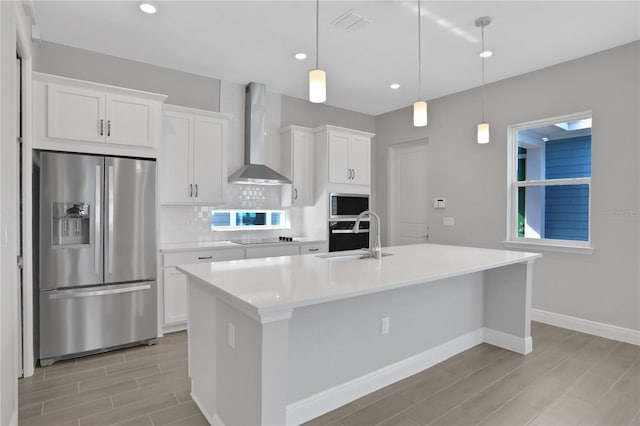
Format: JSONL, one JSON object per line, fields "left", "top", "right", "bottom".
{"left": 34, "top": 150, "right": 158, "bottom": 366}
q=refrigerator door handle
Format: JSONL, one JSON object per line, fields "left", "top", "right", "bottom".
{"left": 47, "top": 284, "right": 151, "bottom": 299}
{"left": 107, "top": 165, "right": 114, "bottom": 275}
{"left": 95, "top": 165, "right": 101, "bottom": 276}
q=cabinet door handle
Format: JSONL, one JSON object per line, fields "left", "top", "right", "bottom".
{"left": 107, "top": 120, "right": 111, "bottom": 137}
{"left": 347, "top": 169, "right": 352, "bottom": 180}
{"left": 294, "top": 188, "right": 298, "bottom": 200}
{"left": 308, "top": 248, "right": 319, "bottom": 252}
{"left": 194, "top": 184, "right": 198, "bottom": 197}
{"left": 197, "top": 256, "right": 213, "bottom": 260}
{"left": 352, "top": 168, "right": 356, "bottom": 180}
{"left": 189, "top": 184, "right": 193, "bottom": 197}
{"left": 99, "top": 119, "right": 104, "bottom": 136}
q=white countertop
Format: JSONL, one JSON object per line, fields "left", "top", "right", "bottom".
{"left": 177, "top": 243, "right": 542, "bottom": 321}
{"left": 160, "top": 238, "right": 326, "bottom": 253}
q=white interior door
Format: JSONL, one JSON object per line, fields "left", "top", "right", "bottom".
{"left": 388, "top": 140, "right": 429, "bottom": 246}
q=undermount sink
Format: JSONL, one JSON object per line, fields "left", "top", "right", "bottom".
{"left": 316, "top": 250, "right": 393, "bottom": 261}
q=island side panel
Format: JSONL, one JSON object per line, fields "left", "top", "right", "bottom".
{"left": 483, "top": 261, "right": 533, "bottom": 354}
{"left": 286, "top": 273, "right": 484, "bottom": 405}
{"left": 187, "top": 277, "right": 217, "bottom": 424}
{"left": 188, "top": 275, "right": 291, "bottom": 426}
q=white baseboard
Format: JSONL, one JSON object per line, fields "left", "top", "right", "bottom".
{"left": 531, "top": 309, "right": 640, "bottom": 346}
{"left": 484, "top": 328, "right": 532, "bottom": 354}
{"left": 190, "top": 392, "right": 213, "bottom": 425}
{"left": 212, "top": 413, "right": 226, "bottom": 426}
{"left": 286, "top": 328, "right": 484, "bottom": 425}
{"left": 162, "top": 322, "right": 187, "bottom": 335}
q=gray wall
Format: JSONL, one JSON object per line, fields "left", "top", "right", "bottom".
{"left": 281, "top": 94, "right": 375, "bottom": 133}
{"left": 33, "top": 41, "right": 220, "bottom": 111}
{"left": 374, "top": 42, "right": 640, "bottom": 331}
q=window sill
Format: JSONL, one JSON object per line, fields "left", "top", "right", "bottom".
{"left": 503, "top": 240, "right": 595, "bottom": 255}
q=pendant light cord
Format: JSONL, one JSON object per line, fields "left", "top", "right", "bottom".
{"left": 315, "top": 0, "right": 319, "bottom": 70}
{"left": 417, "top": 0, "right": 422, "bottom": 100}
{"left": 481, "top": 24, "right": 486, "bottom": 122}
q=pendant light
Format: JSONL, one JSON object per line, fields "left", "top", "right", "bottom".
{"left": 309, "top": 0, "right": 326, "bottom": 103}
{"left": 475, "top": 16, "right": 491, "bottom": 144}
{"left": 413, "top": 0, "right": 427, "bottom": 127}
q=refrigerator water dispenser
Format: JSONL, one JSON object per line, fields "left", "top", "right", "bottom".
{"left": 52, "top": 202, "right": 90, "bottom": 247}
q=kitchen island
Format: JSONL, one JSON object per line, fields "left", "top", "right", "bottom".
{"left": 178, "top": 243, "right": 541, "bottom": 426}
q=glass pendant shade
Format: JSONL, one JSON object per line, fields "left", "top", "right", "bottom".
{"left": 309, "top": 69, "right": 326, "bottom": 103}
{"left": 477, "top": 122, "right": 490, "bottom": 144}
{"left": 413, "top": 101, "right": 428, "bottom": 127}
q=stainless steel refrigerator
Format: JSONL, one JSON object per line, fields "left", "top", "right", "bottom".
{"left": 34, "top": 150, "right": 158, "bottom": 366}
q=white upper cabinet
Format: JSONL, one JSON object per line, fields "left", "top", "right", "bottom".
{"left": 326, "top": 127, "right": 373, "bottom": 185}
{"left": 47, "top": 84, "right": 157, "bottom": 147}
{"left": 161, "top": 111, "right": 193, "bottom": 204}
{"left": 35, "top": 73, "right": 166, "bottom": 157}
{"left": 47, "top": 85, "right": 106, "bottom": 143}
{"left": 280, "top": 126, "right": 314, "bottom": 206}
{"left": 193, "top": 116, "right": 226, "bottom": 203}
{"left": 105, "top": 93, "right": 154, "bottom": 147}
{"left": 347, "top": 135, "right": 371, "bottom": 185}
{"left": 160, "top": 105, "right": 231, "bottom": 205}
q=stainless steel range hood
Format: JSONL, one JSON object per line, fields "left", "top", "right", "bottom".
{"left": 228, "top": 82, "right": 291, "bottom": 185}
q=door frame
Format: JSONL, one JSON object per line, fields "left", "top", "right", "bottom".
{"left": 387, "top": 138, "right": 429, "bottom": 247}
{"left": 15, "top": 6, "right": 34, "bottom": 378}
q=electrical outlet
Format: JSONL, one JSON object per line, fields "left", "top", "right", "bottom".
{"left": 227, "top": 322, "right": 236, "bottom": 349}
{"left": 381, "top": 317, "right": 390, "bottom": 335}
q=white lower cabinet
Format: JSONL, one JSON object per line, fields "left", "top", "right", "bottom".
{"left": 163, "top": 267, "right": 188, "bottom": 325}
{"left": 245, "top": 244, "right": 300, "bottom": 259}
{"left": 161, "top": 247, "right": 245, "bottom": 331}
{"left": 161, "top": 241, "right": 326, "bottom": 332}
{"left": 300, "top": 242, "right": 328, "bottom": 254}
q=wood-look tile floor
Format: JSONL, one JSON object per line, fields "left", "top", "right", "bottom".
{"left": 305, "top": 322, "right": 640, "bottom": 426}
{"left": 19, "top": 323, "right": 640, "bottom": 426}
{"left": 18, "top": 331, "right": 207, "bottom": 426}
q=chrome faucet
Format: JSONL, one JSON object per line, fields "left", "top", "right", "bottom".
{"left": 353, "top": 210, "right": 382, "bottom": 259}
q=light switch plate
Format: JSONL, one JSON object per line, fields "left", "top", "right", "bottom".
{"left": 433, "top": 198, "right": 446, "bottom": 209}
{"left": 443, "top": 217, "right": 455, "bottom": 227}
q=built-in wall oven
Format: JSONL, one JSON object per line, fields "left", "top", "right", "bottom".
{"left": 328, "top": 193, "right": 370, "bottom": 252}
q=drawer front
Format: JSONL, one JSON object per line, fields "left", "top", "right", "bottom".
{"left": 300, "top": 242, "right": 328, "bottom": 255}
{"left": 245, "top": 244, "right": 300, "bottom": 259}
{"left": 163, "top": 247, "right": 245, "bottom": 267}
{"left": 40, "top": 282, "right": 157, "bottom": 360}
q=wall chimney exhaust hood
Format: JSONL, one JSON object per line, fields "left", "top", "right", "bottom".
{"left": 228, "top": 82, "right": 292, "bottom": 185}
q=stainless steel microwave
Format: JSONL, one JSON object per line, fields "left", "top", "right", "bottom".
{"left": 329, "top": 193, "right": 369, "bottom": 219}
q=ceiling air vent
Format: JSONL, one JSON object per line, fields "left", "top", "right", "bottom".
{"left": 331, "top": 9, "right": 372, "bottom": 32}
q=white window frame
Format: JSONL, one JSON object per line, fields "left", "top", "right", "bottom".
{"left": 210, "top": 209, "right": 288, "bottom": 231}
{"left": 504, "top": 111, "right": 594, "bottom": 255}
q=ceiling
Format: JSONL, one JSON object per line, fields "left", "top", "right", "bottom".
{"left": 32, "top": 1, "right": 640, "bottom": 116}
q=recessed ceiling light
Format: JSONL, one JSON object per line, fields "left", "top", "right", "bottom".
{"left": 294, "top": 52, "right": 307, "bottom": 61}
{"left": 389, "top": 83, "right": 401, "bottom": 90}
{"left": 139, "top": 3, "right": 157, "bottom": 14}
{"left": 479, "top": 50, "right": 493, "bottom": 58}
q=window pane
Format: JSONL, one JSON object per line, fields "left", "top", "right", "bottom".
{"left": 518, "top": 184, "right": 589, "bottom": 241}
{"left": 236, "top": 212, "right": 266, "bottom": 226}
{"left": 271, "top": 212, "right": 281, "bottom": 226}
{"left": 545, "top": 137, "right": 591, "bottom": 178}
{"left": 211, "top": 212, "right": 231, "bottom": 227}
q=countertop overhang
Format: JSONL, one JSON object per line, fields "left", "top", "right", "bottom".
{"left": 177, "top": 243, "right": 541, "bottom": 322}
